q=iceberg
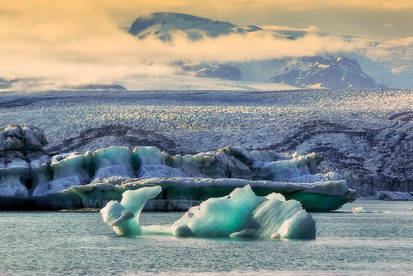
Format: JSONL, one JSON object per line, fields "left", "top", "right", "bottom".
{"left": 352, "top": 206, "right": 366, "bottom": 213}
{"left": 172, "top": 185, "right": 266, "bottom": 237}
{"left": 49, "top": 176, "right": 353, "bottom": 212}
{"left": 119, "top": 177, "right": 355, "bottom": 212}
{"left": 101, "top": 185, "right": 316, "bottom": 239}
{"left": 0, "top": 125, "right": 355, "bottom": 211}
{"left": 376, "top": 191, "right": 413, "bottom": 201}
{"left": 172, "top": 185, "right": 315, "bottom": 239}
{"left": 100, "top": 186, "right": 162, "bottom": 236}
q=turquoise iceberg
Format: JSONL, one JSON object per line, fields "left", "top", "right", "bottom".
{"left": 101, "top": 185, "right": 316, "bottom": 240}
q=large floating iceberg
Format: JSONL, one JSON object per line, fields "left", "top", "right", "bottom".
{"left": 0, "top": 125, "right": 355, "bottom": 211}
{"left": 101, "top": 185, "right": 316, "bottom": 240}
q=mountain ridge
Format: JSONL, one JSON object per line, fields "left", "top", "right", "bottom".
{"left": 127, "top": 12, "right": 384, "bottom": 89}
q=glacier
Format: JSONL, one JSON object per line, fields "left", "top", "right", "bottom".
{"left": 101, "top": 185, "right": 316, "bottom": 239}
{"left": 0, "top": 125, "right": 355, "bottom": 211}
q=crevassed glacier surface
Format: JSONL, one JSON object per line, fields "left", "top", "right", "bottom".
{"left": 1, "top": 89, "right": 411, "bottom": 196}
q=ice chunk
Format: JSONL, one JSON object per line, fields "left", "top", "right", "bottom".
{"left": 29, "top": 155, "right": 50, "bottom": 196}
{"left": 352, "top": 206, "right": 366, "bottom": 213}
{"left": 165, "top": 146, "right": 256, "bottom": 179}
{"left": 0, "top": 172, "right": 29, "bottom": 198}
{"left": 21, "top": 125, "right": 47, "bottom": 151}
{"left": 172, "top": 185, "right": 265, "bottom": 237}
{"left": 271, "top": 209, "right": 315, "bottom": 239}
{"left": 350, "top": 206, "right": 388, "bottom": 214}
{"left": 376, "top": 191, "right": 413, "bottom": 201}
{"left": 101, "top": 201, "right": 134, "bottom": 226}
{"left": 297, "top": 180, "right": 350, "bottom": 196}
{"left": 1, "top": 125, "right": 47, "bottom": 151}
{"left": 120, "top": 186, "right": 162, "bottom": 215}
{"left": 259, "top": 153, "right": 323, "bottom": 181}
{"left": 172, "top": 185, "right": 316, "bottom": 239}
{"left": 122, "top": 177, "right": 354, "bottom": 211}
{"left": 233, "top": 193, "right": 315, "bottom": 239}
{"left": 133, "top": 146, "right": 184, "bottom": 178}
{"left": 100, "top": 186, "right": 162, "bottom": 236}
{"left": 93, "top": 146, "right": 136, "bottom": 180}
{"left": 0, "top": 154, "right": 30, "bottom": 198}
{"left": 33, "top": 152, "right": 92, "bottom": 196}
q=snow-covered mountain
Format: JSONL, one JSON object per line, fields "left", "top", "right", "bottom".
{"left": 129, "top": 12, "right": 238, "bottom": 41}
{"left": 179, "top": 56, "right": 384, "bottom": 89}
{"left": 271, "top": 56, "right": 383, "bottom": 89}
{"left": 128, "top": 12, "right": 308, "bottom": 42}
{"left": 127, "top": 12, "right": 389, "bottom": 89}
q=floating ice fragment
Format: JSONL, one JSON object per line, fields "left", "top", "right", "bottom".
{"left": 100, "top": 186, "right": 161, "bottom": 236}
{"left": 100, "top": 201, "right": 133, "bottom": 226}
{"left": 172, "top": 185, "right": 316, "bottom": 239}
{"left": 101, "top": 185, "right": 316, "bottom": 239}
{"left": 352, "top": 206, "right": 366, "bottom": 213}
{"left": 351, "top": 206, "right": 389, "bottom": 214}
{"left": 232, "top": 192, "right": 315, "bottom": 239}
{"left": 172, "top": 185, "right": 266, "bottom": 237}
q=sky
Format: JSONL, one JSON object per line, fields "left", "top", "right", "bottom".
{"left": 0, "top": 0, "right": 412, "bottom": 86}
{"left": 102, "top": 0, "right": 413, "bottom": 38}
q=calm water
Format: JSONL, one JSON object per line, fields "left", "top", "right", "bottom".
{"left": 1, "top": 200, "right": 413, "bottom": 275}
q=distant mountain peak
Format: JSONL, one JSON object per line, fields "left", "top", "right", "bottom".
{"left": 126, "top": 12, "right": 388, "bottom": 89}
{"left": 271, "top": 55, "right": 384, "bottom": 89}
{"left": 129, "top": 12, "right": 236, "bottom": 41}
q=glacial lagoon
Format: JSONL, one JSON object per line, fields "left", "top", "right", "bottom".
{"left": 1, "top": 200, "right": 413, "bottom": 275}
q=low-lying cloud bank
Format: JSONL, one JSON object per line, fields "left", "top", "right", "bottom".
{"left": 0, "top": 1, "right": 412, "bottom": 88}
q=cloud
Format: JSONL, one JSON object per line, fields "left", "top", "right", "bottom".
{"left": 262, "top": 25, "right": 320, "bottom": 32}
{"left": 97, "top": 0, "right": 413, "bottom": 15}
{"left": 363, "top": 37, "right": 413, "bottom": 62}
{"left": 167, "top": 32, "right": 355, "bottom": 62}
{"left": 392, "top": 65, "right": 409, "bottom": 74}
{"left": 0, "top": 30, "right": 355, "bottom": 84}
{"left": 10, "top": 0, "right": 413, "bottom": 88}
{"left": 0, "top": 0, "right": 361, "bottom": 87}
